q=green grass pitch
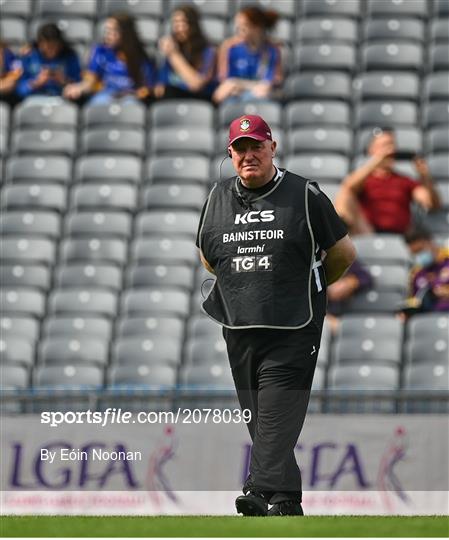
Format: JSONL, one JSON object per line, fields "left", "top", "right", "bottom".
{"left": 1, "top": 516, "right": 448, "bottom": 537}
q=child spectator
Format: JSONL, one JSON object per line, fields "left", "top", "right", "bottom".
{"left": 64, "top": 13, "right": 155, "bottom": 105}
{"left": 16, "top": 23, "right": 81, "bottom": 100}
{"left": 0, "top": 41, "right": 22, "bottom": 105}
{"left": 155, "top": 5, "right": 216, "bottom": 101}
{"left": 400, "top": 227, "right": 449, "bottom": 316}
{"left": 213, "top": 6, "right": 282, "bottom": 104}
{"left": 335, "top": 128, "right": 441, "bottom": 236}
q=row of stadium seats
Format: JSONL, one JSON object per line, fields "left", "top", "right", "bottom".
{"left": 2, "top": 0, "right": 449, "bottom": 20}
{"left": 3, "top": 94, "right": 448, "bottom": 132}
{"left": 4, "top": 15, "right": 449, "bottom": 47}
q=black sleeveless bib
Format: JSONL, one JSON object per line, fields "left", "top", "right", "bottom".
{"left": 198, "top": 170, "right": 317, "bottom": 329}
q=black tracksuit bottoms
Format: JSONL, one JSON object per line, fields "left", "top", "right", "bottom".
{"left": 222, "top": 321, "right": 322, "bottom": 505}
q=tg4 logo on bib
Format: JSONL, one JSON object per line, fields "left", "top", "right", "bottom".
{"left": 231, "top": 255, "right": 273, "bottom": 273}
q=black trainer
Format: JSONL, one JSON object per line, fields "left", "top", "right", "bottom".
{"left": 267, "top": 500, "right": 304, "bottom": 516}
{"left": 235, "top": 491, "right": 268, "bottom": 516}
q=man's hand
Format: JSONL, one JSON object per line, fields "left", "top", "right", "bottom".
{"left": 199, "top": 250, "right": 215, "bottom": 274}
{"left": 413, "top": 156, "right": 430, "bottom": 178}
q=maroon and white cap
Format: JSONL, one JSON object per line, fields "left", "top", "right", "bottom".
{"left": 228, "top": 115, "right": 273, "bottom": 146}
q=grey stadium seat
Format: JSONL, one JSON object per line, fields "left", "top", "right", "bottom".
{"left": 287, "top": 127, "right": 352, "bottom": 155}
{"left": 423, "top": 209, "right": 449, "bottom": 234}
{"left": 112, "top": 337, "right": 181, "bottom": 367}
{"left": 430, "top": 18, "right": 449, "bottom": 42}
{"left": 435, "top": 0, "right": 449, "bottom": 16}
{"left": 0, "top": 316, "right": 39, "bottom": 342}
{"left": 108, "top": 364, "right": 176, "bottom": 388}
{"left": 34, "top": 365, "right": 103, "bottom": 389}
{"left": 339, "top": 315, "right": 403, "bottom": 342}
{"left": 345, "top": 289, "right": 404, "bottom": 314}
{"left": 285, "top": 154, "right": 349, "bottom": 183}
{"left": 355, "top": 101, "right": 418, "bottom": 128}
{"left": 294, "top": 43, "right": 356, "bottom": 72}
{"left": 146, "top": 155, "right": 210, "bottom": 185}
{"left": 102, "top": 0, "right": 163, "bottom": 17}
{"left": 0, "top": 0, "right": 32, "bottom": 17}
{"left": 135, "top": 211, "right": 199, "bottom": 238}
{"left": 188, "top": 314, "right": 223, "bottom": 341}
{"left": 367, "top": 0, "right": 428, "bottom": 18}
{"left": 0, "top": 288, "right": 46, "bottom": 318}
{"left": 54, "top": 264, "right": 122, "bottom": 290}
{"left": 13, "top": 101, "right": 77, "bottom": 129}
{"left": 131, "top": 237, "right": 197, "bottom": 266}
{"left": 407, "top": 314, "right": 449, "bottom": 342}
{"left": 302, "top": 0, "right": 361, "bottom": 18}
{"left": 363, "top": 18, "right": 425, "bottom": 42}
{"left": 185, "top": 336, "right": 228, "bottom": 366}
{"left": 428, "top": 154, "right": 449, "bottom": 181}
{"left": 48, "top": 289, "right": 118, "bottom": 318}
{"left": 65, "top": 211, "right": 132, "bottom": 239}
{"left": 367, "top": 264, "right": 408, "bottom": 292}
{"left": 404, "top": 364, "right": 448, "bottom": 391}
{"left": 219, "top": 101, "right": 282, "bottom": 128}
{"left": 285, "top": 101, "right": 350, "bottom": 128}
{"left": 59, "top": 238, "right": 127, "bottom": 266}
{"left": 0, "top": 18, "right": 26, "bottom": 44}
{"left": 333, "top": 334, "right": 401, "bottom": 367}
{"left": 75, "top": 156, "right": 142, "bottom": 185}
{"left": 37, "top": 0, "right": 97, "bottom": 17}
{"left": 0, "top": 211, "right": 61, "bottom": 239}
{"left": 127, "top": 264, "right": 194, "bottom": 291}
{"left": 430, "top": 44, "right": 449, "bottom": 71}
{"left": 1, "top": 264, "right": 51, "bottom": 290}
{"left": 327, "top": 365, "right": 399, "bottom": 413}
{"left": 2, "top": 184, "right": 66, "bottom": 213}
{"left": 424, "top": 73, "right": 449, "bottom": 102}
{"left": 143, "top": 185, "right": 205, "bottom": 212}
{"left": 427, "top": 127, "right": 449, "bottom": 154}
{"left": 42, "top": 316, "right": 113, "bottom": 340}
{"left": 116, "top": 316, "right": 184, "bottom": 341}
{"left": 82, "top": 101, "right": 146, "bottom": 128}
{"left": 148, "top": 127, "right": 215, "bottom": 157}
{"left": 211, "top": 155, "right": 238, "bottom": 181}
{"left": 356, "top": 72, "right": 419, "bottom": 101}
{"left": 5, "top": 156, "right": 71, "bottom": 185}
{"left": 405, "top": 337, "right": 449, "bottom": 367}
{"left": 81, "top": 128, "right": 145, "bottom": 156}
{"left": 1, "top": 237, "right": 56, "bottom": 266}
{"left": 0, "top": 337, "right": 34, "bottom": 367}
{"left": 284, "top": 72, "right": 352, "bottom": 101}
{"left": 70, "top": 184, "right": 136, "bottom": 213}
{"left": 11, "top": 129, "right": 76, "bottom": 156}
{"left": 295, "top": 18, "right": 358, "bottom": 43}
{"left": 1, "top": 365, "right": 29, "bottom": 390}
{"left": 361, "top": 42, "right": 423, "bottom": 71}
{"left": 422, "top": 102, "right": 449, "bottom": 128}
{"left": 121, "top": 288, "right": 190, "bottom": 319}
{"left": 150, "top": 100, "right": 214, "bottom": 128}
{"left": 182, "top": 363, "right": 234, "bottom": 388}
{"left": 38, "top": 337, "right": 108, "bottom": 366}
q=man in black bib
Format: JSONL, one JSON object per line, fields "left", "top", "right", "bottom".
{"left": 196, "top": 115, "right": 356, "bottom": 516}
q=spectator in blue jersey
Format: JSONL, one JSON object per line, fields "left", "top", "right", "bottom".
{"left": 155, "top": 5, "right": 216, "bottom": 101}
{"left": 0, "top": 41, "right": 22, "bottom": 105}
{"left": 16, "top": 23, "right": 81, "bottom": 100}
{"left": 213, "top": 6, "right": 282, "bottom": 104}
{"left": 64, "top": 13, "right": 155, "bottom": 104}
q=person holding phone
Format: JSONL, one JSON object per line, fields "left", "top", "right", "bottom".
{"left": 16, "top": 23, "right": 81, "bottom": 99}
{"left": 335, "top": 128, "right": 441, "bottom": 236}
